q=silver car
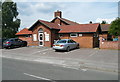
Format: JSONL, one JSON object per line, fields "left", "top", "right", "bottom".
{"left": 53, "top": 39, "right": 79, "bottom": 52}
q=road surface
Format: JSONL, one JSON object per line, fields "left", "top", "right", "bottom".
{"left": 2, "top": 58, "right": 118, "bottom": 81}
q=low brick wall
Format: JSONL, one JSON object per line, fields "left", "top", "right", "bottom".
{"left": 100, "top": 37, "right": 120, "bottom": 49}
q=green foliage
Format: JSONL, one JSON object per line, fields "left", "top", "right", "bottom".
{"left": 0, "top": 1, "right": 2, "bottom": 38}
{"left": 109, "top": 17, "right": 120, "bottom": 36}
{"left": 2, "top": 0, "right": 21, "bottom": 39}
{"left": 101, "top": 20, "right": 107, "bottom": 24}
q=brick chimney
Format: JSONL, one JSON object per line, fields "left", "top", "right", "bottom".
{"left": 54, "top": 10, "right": 62, "bottom": 18}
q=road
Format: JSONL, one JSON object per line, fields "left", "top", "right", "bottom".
{"left": 2, "top": 58, "right": 118, "bottom": 81}
{"left": 2, "top": 47, "right": 118, "bottom": 73}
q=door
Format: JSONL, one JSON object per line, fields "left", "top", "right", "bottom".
{"left": 68, "top": 40, "right": 74, "bottom": 49}
{"left": 14, "top": 39, "right": 20, "bottom": 46}
{"left": 39, "top": 33, "right": 44, "bottom": 46}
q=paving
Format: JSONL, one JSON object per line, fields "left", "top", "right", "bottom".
{"left": 1, "top": 46, "right": 119, "bottom": 73}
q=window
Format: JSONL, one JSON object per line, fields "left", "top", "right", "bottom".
{"left": 39, "top": 28, "right": 43, "bottom": 33}
{"left": 59, "top": 34, "right": 63, "bottom": 37}
{"left": 57, "top": 40, "right": 67, "bottom": 43}
{"left": 10, "top": 39, "right": 14, "bottom": 41}
{"left": 25, "top": 35, "right": 31, "bottom": 38}
{"left": 71, "top": 40, "right": 76, "bottom": 43}
{"left": 45, "top": 34, "right": 49, "bottom": 41}
{"left": 68, "top": 40, "right": 73, "bottom": 43}
{"left": 33, "top": 34, "right": 37, "bottom": 41}
{"left": 70, "top": 33, "right": 78, "bottom": 37}
{"left": 17, "top": 39, "right": 22, "bottom": 42}
{"left": 79, "top": 34, "right": 82, "bottom": 36}
{"left": 94, "top": 33, "right": 98, "bottom": 37}
{"left": 68, "top": 40, "right": 76, "bottom": 43}
{"left": 15, "top": 39, "right": 19, "bottom": 41}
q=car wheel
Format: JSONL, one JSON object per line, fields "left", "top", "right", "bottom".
{"left": 66, "top": 47, "right": 70, "bottom": 52}
{"left": 5, "top": 47, "right": 9, "bottom": 49}
{"left": 76, "top": 44, "right": 79, "bottom": 49}
{"left": 25, "top": 42, "right": 27, "bottom": 47}
{"left": 10, "top": 45, "right": 14, "bottom": 49}
{"left": 23, "top": 42, "right": 27, "bottom": 47}
{"left": 55, "top": 49, "right": 59, "bottom": 52}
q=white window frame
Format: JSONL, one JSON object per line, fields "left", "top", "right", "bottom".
{"left": 33, "top": 34, "right": 37, "bottom": 41}
{"left": 70, "top": 33, "right": 78, "bottom": 37}
{"left": 79, "top": 34, "right": 82, "bottom": 37}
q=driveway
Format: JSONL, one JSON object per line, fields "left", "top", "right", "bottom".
{"left": 1, "top": 46, "right": 119, "bottom": 72}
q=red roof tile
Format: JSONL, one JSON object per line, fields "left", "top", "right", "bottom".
{"left": 60, "top": 18, "right": 79, "bottom": 25}
{"left": 16, "top": 28, "right": 32, "bottom": 35}
{"left": 51, "top": 17, "right": 79, "bottom": 25}
{"left": 39, "top": 20, "right": 60, "bottom": 29}
{"left": 59, "top": 23, "right": 100, "bottom": 33}
{"left": 100, "top": 24, "right": 110, "bottom": 32}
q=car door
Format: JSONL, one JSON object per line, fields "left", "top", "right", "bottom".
{"left": 17, "top": 39, "right": 23, "bottom": 46}
{"left": 71, "top": 40, "right": 77, "bottom": 48}
{"left": 14, "top": 39, "right": 21, "bottom": 46}
{"left": 14, "top": 39, "right": 19, "bottom": 46}
{"left": 68, "top": 40, "right": 74, "bottom": 49}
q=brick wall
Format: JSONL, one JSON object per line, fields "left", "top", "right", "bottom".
{"left": 54, "top": 18, "right": 61, "bottom": 25}
{"left": 51, "top": 30, "right": 59, "bottom": 47}
{"left": 32, "top": 24, "right": 52, "bottom": 47}
{"left": 100, "top": 36, "right": 120, "bottom": 49}
{"left": 60, "top": 33, "right": 94, "bottom": 48}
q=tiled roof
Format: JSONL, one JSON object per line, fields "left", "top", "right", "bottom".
{"left": 100, "top": 24, "right": 110, "bottom": 32}
{"left": 16, "top": 28, "right": 32, "bottom": 35}
{"left": 59, "top": 18, "right": 79, "bottom": 25}
{"left": 39, "top": 20, "right": 60, "bottom": 29}
{"left": 59, "top": 23, "right": 100, "bottom": 33}
{"left": 51, "top": 17, "right": 79, "bottom": 25}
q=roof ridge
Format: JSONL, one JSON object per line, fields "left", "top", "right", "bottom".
{"left": 101, "top": 24, "right": 111, "bottom": 25}
{"left": 39, "top": 19, "right": 59, "bottom": 24}
{"left": 60, "top": 17, "right": 79, "bottom": 25}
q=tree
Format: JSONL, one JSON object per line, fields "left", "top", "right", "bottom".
{"left": 109, "top": 17, "right": 120, "bottom": 37}
{"left": 101, "top": 20, "right": 107, "bottom": 24}
{"left": 2, "top": 0, "right": 20, "bottom": 39}
{"left": 0, "top": 1, "right": 2, "bottom": 38}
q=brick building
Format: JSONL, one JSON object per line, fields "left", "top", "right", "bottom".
{"left": 100, "top": 24, "right": 112, "bottom": 40}
{"left": 16, "top": 10, "right": 104, "bottom": 48}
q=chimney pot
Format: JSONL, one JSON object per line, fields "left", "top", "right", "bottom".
{"left": 89, "top": 21, "right": 92, "bottom": 24}
{"left": 54, "top": 10, "right": 62, "bottom": 18}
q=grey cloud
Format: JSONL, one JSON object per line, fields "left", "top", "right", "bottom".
{"left": 17, "top": 2, "right": 34, "bottom": 16}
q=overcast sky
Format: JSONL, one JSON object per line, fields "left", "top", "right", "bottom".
{"left": 14, "top": 1, "right": 118, "bottom": 31}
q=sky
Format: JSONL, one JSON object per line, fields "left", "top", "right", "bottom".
{"left": 13, "top": 1, "right": 118, "bottom": 31}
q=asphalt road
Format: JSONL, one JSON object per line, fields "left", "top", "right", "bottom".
{"left": 2, "top": 58, "right": 118, "bottom": 80}
{"left": 2, "top": 47, "right": 118, "bottom": 73}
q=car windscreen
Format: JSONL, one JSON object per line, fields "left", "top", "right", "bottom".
{"left": 4, "top": 39, "right": 14, "bottom": 42}
{"left": 57, "top": 40, "right": 67, "bottom": 43}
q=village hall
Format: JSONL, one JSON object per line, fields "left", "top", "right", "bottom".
{"left": 16, "top": 10, "right": 111, "bottom": 48}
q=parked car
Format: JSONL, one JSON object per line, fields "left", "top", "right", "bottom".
{"left": 53, "top": 39, "right": 79, "bottom": 52}
{"left": 3, "top": 38, "right": 27, "bottom": 49}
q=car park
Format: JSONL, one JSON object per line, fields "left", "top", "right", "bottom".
{"left": 3, "top": 38, "right": 27, "bottom": 49}
{"left": 53, "top": 39, "right": 79, "bottom": 52}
